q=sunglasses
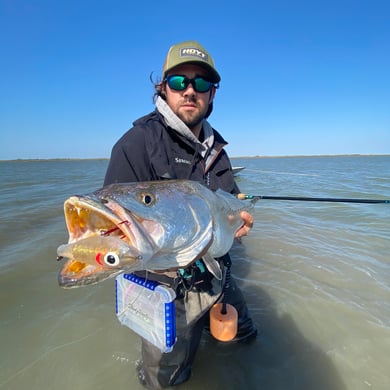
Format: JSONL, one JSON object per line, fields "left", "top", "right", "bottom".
{"left": 164, "top": 75, "right": 218, "bottom": 93}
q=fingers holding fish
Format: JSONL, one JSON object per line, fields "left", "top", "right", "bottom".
{"left": 235, "top": 211, "right": 254, "bottom": 238}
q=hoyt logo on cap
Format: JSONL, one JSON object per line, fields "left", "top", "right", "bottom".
{"left": 180, "top": 47, "right": 209, "bottom": 62}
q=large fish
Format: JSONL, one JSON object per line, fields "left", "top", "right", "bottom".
{"left": 57, "top": 180, "right": 255, "bottom": 288}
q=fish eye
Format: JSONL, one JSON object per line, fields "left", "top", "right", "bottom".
{"left": 139, "top": 192, "right": 155, "bottom": 206}
{"left": 103, "top": 252, "right": 120, "bottom": 266}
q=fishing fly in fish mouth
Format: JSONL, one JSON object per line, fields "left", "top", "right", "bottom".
{"left": 56, "top": 189, "right": 161, "bottom": 287}
{"left": 57, "top": 180, "right": 255, "bottom": 288}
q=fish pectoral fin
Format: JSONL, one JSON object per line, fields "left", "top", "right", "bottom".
{"left": 144, "top": 235, "right": 213, "bottom": 272}
{"left": 202, "top": 253, "right": 223, "bottom": 280}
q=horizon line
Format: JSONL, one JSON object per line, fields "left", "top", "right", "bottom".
{"left": 1, "top": 153, "right": 389, "bottom": 162}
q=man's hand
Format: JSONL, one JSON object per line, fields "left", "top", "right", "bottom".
{"left": 235, "top": 211, "right": 254, "bottom": 238}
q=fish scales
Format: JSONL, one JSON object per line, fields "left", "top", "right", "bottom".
{"left": 57, "top": 180, "right": 254, "bottom": 288}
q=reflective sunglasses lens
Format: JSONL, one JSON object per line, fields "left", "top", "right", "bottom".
{"left": 166, "top": 75, "right": 213, "bottom": 92}
{"left": 167, "top": 75, "right": 187, "bottom": 91}
{"left": 193, "top": 77, "right": 212, "bottom": 92}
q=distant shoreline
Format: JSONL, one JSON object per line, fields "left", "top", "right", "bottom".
{"left": 230, "top": 154, "right": 390, "bottom": 159}
{"left": 0, "top": 158, "right": 110, "bottom": 162}
{"left": 1, "top": 154, "right": 389, "bottom": 162}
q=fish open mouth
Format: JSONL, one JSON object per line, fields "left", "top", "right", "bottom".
{"left": 58, "top": 195, "right": 136, "bottom": 288}
{"left": 64, "top": 196, "right": 134, "bottom": 243}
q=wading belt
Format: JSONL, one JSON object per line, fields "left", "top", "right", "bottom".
{"left": 134, "top": 258, "right": 221, "bottom": 298}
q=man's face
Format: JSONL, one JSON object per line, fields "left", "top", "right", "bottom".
{"left": 162, "top": 64, "right": 216, "bottom": 132}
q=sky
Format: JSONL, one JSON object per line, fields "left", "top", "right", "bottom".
{"left": 1, "top": 0, "right": 389, "bottom": 160}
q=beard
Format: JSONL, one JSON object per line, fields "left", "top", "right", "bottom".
{"left": 176, "top": 99, "right": 208, "bottom": 129}
{"left": 176, "top": 110, "right": 204, "bottom": 129}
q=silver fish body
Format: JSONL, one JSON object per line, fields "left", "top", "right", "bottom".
{"left": 57, "top": 180, "right": 254, "bottom": 288}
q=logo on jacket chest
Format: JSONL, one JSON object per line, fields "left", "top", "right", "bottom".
{"left": 174, "top": 157, "right": 191, "bottom": 165}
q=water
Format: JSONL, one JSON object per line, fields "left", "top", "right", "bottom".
{"left": 0, "top": 156, "right": 389, "bottom": 390}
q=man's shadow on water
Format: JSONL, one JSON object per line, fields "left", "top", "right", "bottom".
{"left": 191, "top": 243, "right": 346, "bottom": 390}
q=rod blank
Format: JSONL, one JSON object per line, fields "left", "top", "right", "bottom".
{"left": 238, "top": 194, "right": 389, "bottom": 204}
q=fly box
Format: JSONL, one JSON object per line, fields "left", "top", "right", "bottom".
{"left": 115, "top": 273, "right": 176, "bottom": 352}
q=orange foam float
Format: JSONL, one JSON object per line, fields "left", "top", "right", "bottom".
{"left": 209, "top": 302, "right": 238, "bottom": 342}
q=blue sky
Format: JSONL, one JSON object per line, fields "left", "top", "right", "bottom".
{"left": 1, "top": 0, "right": 389, "bottom": 159}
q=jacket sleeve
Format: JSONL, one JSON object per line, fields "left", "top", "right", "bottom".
{"left": 104, "top": 126, "right": 152, "bottom": 186}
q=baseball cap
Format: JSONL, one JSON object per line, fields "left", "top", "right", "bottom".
{"left": 162, "top": 40, "right": 221, "bottom": 83}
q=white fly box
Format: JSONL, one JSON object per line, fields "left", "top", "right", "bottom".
{"left": 115, "top": 273, "right": 176, "bottom": 352}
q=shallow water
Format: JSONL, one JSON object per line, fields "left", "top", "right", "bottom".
{"left": 0, "top": 156, "right": 389, "bottom": 389}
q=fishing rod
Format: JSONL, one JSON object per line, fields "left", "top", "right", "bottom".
{"left": 237, "top": 194, "right": 390, "bottom": 204}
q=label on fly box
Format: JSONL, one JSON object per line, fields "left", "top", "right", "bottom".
{"left": 115, "top": 273, "right": 176, "bottom": 352}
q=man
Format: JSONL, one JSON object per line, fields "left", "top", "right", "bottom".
{"left": 104, "top": 40, "right": 257, "bottom": 389}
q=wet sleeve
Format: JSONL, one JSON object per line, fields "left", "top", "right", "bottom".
{"left": 103, "top": 127, "right": 151, "bottom": 186}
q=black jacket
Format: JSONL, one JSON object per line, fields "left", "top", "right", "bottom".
{"left": 104, "top": 110, "right": 239, "bottom": 194}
